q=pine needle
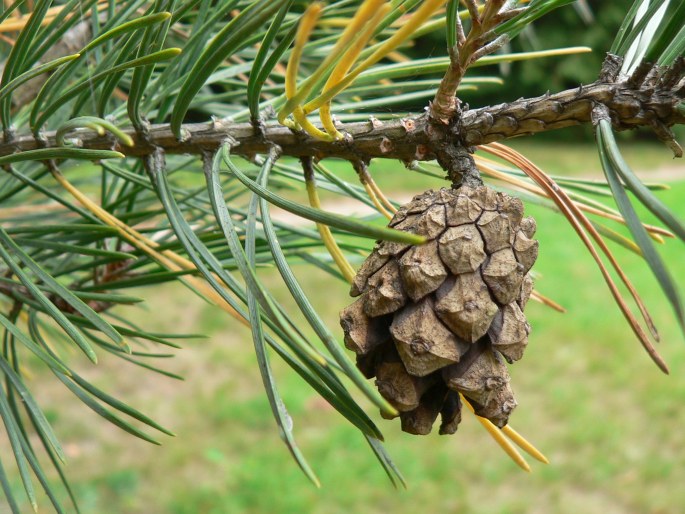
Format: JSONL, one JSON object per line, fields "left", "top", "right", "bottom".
{"left": 460, "top": 394, "right": 534, "bottom": 472}
{"left": 50, "top": 168, "right": 250, "bottom": 328}
{"left": 302, "top": 159, "right": 357, "bottom": 283}
{"left": 481, "top": 142, "right": 668, "bottom": 374}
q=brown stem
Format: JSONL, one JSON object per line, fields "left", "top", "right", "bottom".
{"left": 0, "top": 74, "right": 683, "bottom": 163}
{"left": 464, "top": 0, "right": 481, "bottom": 27}
{"left": 457, "top": 77, "right": 684, "bottom": 150}
{"left": 431, "top": 1, "right": 511, "bottom": 123}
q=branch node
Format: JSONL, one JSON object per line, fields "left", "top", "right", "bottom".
{"left": 401, "top": 118, "right": 416, "bottom": 132}
{"left": 351, "top": 158, "right": 370, "bottom": 184}
{"left": 369, "top": 116, "right": 383, "bottom": 130}
{"left": 379, "top": 137, "right": 394, "bottom": 154}
{"left": 251, "top": 115, "right": 268, "bottom": 142}
{"left": 598, "top": 53, "right": 623, "bottom": 83}
{"left": 2, "top": 125, "right": 15, "bottom": 145}
{"left": 415, "top": 144, "right": 429, "bottom": 161}
{"left": 268, "top": 144, "right": 283, "bottom": 161}
{"left": 34, "top": 129, "right": 49, "bottom": 149}
{"left": 660, "top": 57, "right": 685, "bottom": 89}
{"left": 627, "top": 60, "right": 655, "bottom": 89}
{"left": 211, "top": 116, "right": 231, "bottom": 133}
{"left": 201, "top": 150, "right": 216, "bottom": 180}
{"left": 339, "top": 130, "right": 354, "bottom": 146}
{"left": 134, "top": 118, "right": 154, "bottom": 147}
{"left": 143, "top": 146, "right": 167, "bottom": 186}
{"left": 591, "top": 103, "right": 611, "bottom": 126}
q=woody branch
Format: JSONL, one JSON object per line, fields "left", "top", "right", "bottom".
{"left": 0, "top": 57, "right": 683, "bottom": 163}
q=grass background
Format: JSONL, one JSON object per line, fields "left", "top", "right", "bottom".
{"left": 4, "top": 140, "right": 685, "bottom": 514}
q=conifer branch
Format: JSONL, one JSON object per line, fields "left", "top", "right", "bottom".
{"left": 2, "top": 67, "right": 682, "bottom": 163}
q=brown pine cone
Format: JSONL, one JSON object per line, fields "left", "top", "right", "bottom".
{"left": 340, "top": 185, "right": 538, "bottom": 435}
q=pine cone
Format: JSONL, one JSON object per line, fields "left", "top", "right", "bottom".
{"left": 340, "top": 186, "right": 538, "bottom": 435}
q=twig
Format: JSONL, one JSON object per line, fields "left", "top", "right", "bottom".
{"left": 0, "top": 75, "right": 680, "bottom": 162}
{"left": 432, "top": 1, "right": 513, "bottom": 122}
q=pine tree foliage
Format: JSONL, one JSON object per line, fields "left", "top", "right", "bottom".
{"left": 0, "top": 0, "right": 682, "bottom": 510}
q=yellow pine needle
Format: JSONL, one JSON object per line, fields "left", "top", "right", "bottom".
{"left": 50, "top": 169, "right": 251, "bottom": 329}
{"left": 279, "top": 2, "right": 323, "bottom": 127}
{"left": 303, "top": 0, "right": 445, "bottom": 115}
{"left": 316, "top": 17, "right": 353, "bottom": 28}
{"left": 355, "top": 163, "right": 397, "bottom": 218}
{"left": 587, "top": 207, "right": 669, "bottom": 242}
{"left": 55, "top": 173, "right": 330, "bottom": 367}
{"left": 317, "top": 0, "right": 392, "bottom": 30}
{"left": 319, "top": 3, "right": 391, "bottom": 139}
{"left": 317, "top": 103, "right": 341, "bottom": 141}
{"left": 327, "top": 0, "right": 388, "bottom": 67}
{"left": 363, "top": 181, "right": 394, "bottom": 220}
{"left": 390, "top": 3, "right": 481, "bottom": 41}
{"left": 475, "top": 157, "right": 671, "bottom": 242}
{"left": 594, "top": 223, "right": 643, "bottom": 255}
{"left": 348, "top": 0, "right": 445, "bottom": 71}
{"left": 286, "top": 2, "right": 323, "bottom": 98}
{"left": 368, "top": 178, "right": 397, "bottom": 215}
{"left": 293, "top": 105, "right": 334, "bottom": 140}
{"left": 386, "top": 50, "right": 412, "bottom": 63}
{"left": 281, "top": 0, "right": 445, "bottom": 137}
{"left": 280, "top": 0, "right": 388, "bottom": 121}
{"left": 0, "top": 0, "right": 109, "bottom": 33}
{"left": 531, "top": 290, "right": 566, "bottom": 313}
{"left": 1, "top": 15, "right": 56, "bottom": 32}
{"left": 304, "top": 174, "right": 357, "bottom": 283}
{"left": 460, "top": 394, "right": 531, "bottom": 472}
{"left": 501, "top": 425, "right": 550, "bottom": 464}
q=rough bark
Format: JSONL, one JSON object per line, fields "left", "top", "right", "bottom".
{"left": 1, "top": 62, "right": 682, "bottom": 163}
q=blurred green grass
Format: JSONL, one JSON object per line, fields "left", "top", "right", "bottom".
{"left": 6, "top": 141, "right": 685, "bottom": 514}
